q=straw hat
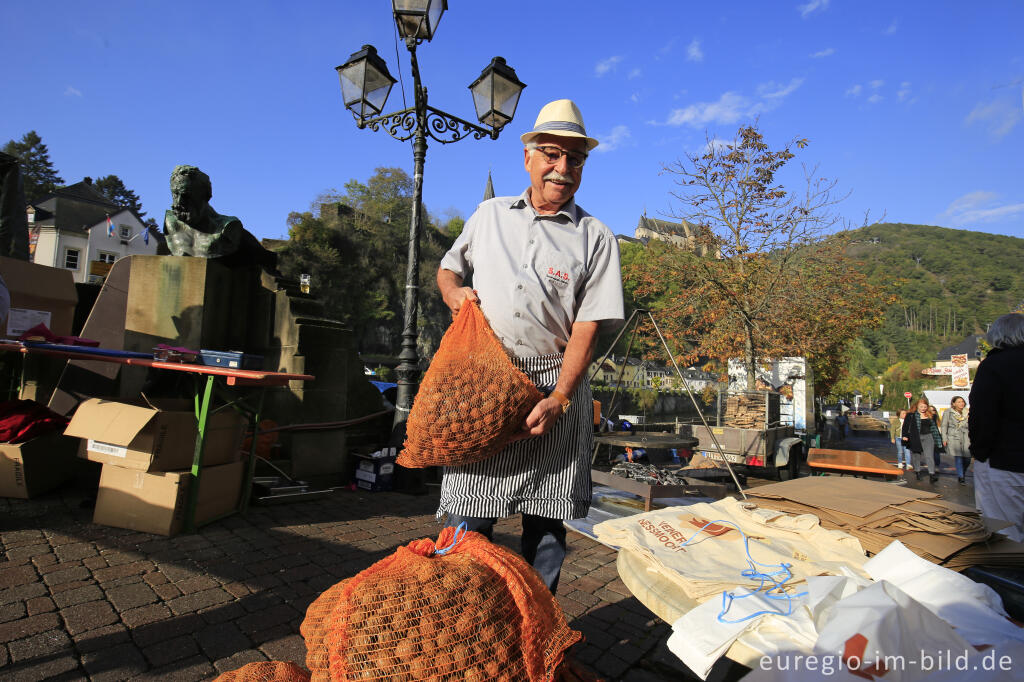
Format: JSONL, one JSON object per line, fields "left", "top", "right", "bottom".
{"left": 520, "top": 99, "right": 599, "bottom": 151}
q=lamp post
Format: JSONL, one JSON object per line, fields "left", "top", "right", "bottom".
{"left": 337, "top": 0, "right": 526, "bottom": 439}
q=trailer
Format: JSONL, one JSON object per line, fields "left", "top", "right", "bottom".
{"left": 685, "top": 390, "right": 805, "bottom": 480}
{"left": 690, "top": 423, "right": 804, "bottom": 480}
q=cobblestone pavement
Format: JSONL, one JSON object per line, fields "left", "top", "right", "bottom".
{"left": 1, "top": 473, "right": 715, "bottom": 682}
{"left": 0, "top": 427, "right": 975, "bottom": 681}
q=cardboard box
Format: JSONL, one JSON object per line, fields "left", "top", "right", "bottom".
{"left": 0, "top": 432, "right": 79, "bottom": 498}
{"left": 93, "top": 460, "right": 244, "bottom": 536}
{"left": 353, "top": 451, "right": 395, "bottom": 492}
{"left": 0, "top": 256, "right": 78, "bottom": 339}
{"left": 65, "top": 398, "right": 245, "bottom": 472}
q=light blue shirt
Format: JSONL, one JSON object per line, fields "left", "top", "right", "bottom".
{"left": 440, "top": 189, "right": 624, "bottom": 357}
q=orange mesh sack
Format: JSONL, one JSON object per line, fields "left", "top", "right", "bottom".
{"left": 211, "top": 661, "right": 310, "bottom": 682}
{"left": 299, "top": 578, "right": 350, "bottom": 681}
{"left": 302, "top": 525, "right": 581, "bottom": 681}
{"left": 399, "top": 300, "right": 543, "bottom": 468}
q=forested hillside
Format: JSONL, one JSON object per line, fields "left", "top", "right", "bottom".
{"left": 845, "top": 223, "right": 1024, "bottom": 363}
{"left": 829, "top": 223, "right": 1023, "bottom": 405}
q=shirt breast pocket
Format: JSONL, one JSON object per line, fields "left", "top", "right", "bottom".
{"left": 537, "top": 248, "right": 584, "bottom": 301}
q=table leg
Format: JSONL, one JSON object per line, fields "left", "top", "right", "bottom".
{"left": 239, "top": 388, "right": 265, "bottom": 513}
{"left": 184, "top": 374, "right": 216, "bottom": 534}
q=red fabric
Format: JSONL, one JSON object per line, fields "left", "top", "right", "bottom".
{"left": 0, "top": 400, "right": 70, "bottom": 444}
{"left": 19, "top": 323, "right": 100, "bottom": 347}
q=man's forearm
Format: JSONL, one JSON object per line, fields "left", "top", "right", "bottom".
{"left": 554, "top": 321, "right": 599, "bottom": 398}
{"left": 437, "top": 268, "right": 463, "bottom": 297}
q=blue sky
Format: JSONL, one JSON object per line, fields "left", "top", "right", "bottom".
{"left": 4, "top": 1, "right": 1023, "bottom": 241}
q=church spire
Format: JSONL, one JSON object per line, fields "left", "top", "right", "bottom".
{"left": 483, "top": 170, "right": 495, "bottom": 201}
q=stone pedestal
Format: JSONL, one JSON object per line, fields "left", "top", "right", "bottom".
{"left": 51, "top": 255, "right": 387, "bottom": 482}
{"left": 260, "top": 275, "right": 385, "bottom": 480}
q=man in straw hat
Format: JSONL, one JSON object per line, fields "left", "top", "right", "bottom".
{"left": 436, "top": 99, "right": 624, "bottom": 591}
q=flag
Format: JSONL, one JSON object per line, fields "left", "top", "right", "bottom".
{"left": 106, "top": 215, "right": 115, "bottom": 238}
{"left": 143, "top": 227, "right": 149, "bottom": 245}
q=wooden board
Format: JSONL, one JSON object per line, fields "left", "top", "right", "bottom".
{"left": 806, "top": 448, "right": 903, "bottom": 478}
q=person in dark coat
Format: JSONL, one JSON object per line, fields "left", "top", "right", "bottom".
{"left": 902, "top": 397, "right": 942, "bottom": 483}
{"left": 968, "top": 312, "right": 1024, "bottom": 542}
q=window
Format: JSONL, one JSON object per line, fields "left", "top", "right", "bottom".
{"left": 120, "top": 225, "right": 131, "bottom": 240}
{"left": 64, "top": 248, "right": 80, "bottom": 270}
{"left": 97, "top": 252, "right": 117, "bottom": 264}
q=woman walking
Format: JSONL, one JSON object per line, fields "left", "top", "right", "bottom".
{"left": 889, "top": 410, "right": 911, "bottom": 470}
{"left": 902, "top": 398, "right": 942, "bottom": 483}
{"left": 941, "top": 396, "right": 971, "bottom": 485}
{"left": 928, "top": 405, "right": 943, "bottom": 472}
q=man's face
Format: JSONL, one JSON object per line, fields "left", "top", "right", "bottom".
{"left": 171, "top": 182, "right": 205, "bottom": 226}
{"left": 524, "top": 134, "right": 587, "bottom": 214}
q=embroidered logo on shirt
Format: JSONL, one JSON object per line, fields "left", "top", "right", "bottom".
{"left": 546, "top": 266, "right": 570, "bottom": 288}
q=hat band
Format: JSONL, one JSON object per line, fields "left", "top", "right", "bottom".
{"left": 533, "top": 121, "right": 587, "bottom": 136}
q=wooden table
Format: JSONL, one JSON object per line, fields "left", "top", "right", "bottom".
{"left": 807, "top": 447, "right": 904, "bottom": 479}
{"left": 592, "top": 433, "right": 718, "bottom": 510}
{"left": 592, "top": 431, "right": 698, "bottom": 466}
{"left": 0, "top": 341, "right": 314, "bottom": 531}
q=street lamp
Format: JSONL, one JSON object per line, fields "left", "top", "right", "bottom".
{"left": 336, "top": 4, "right": 526, "bottom": 440}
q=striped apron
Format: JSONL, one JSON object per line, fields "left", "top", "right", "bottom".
{"left": 436, "top": 353, "right": 594, "bottom": 521}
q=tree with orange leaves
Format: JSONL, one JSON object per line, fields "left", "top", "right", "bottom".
{"left": 627, "top": 125, "right": 895, "bottom": 393}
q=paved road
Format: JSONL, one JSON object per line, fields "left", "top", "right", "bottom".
{"left": 823, "top": 423, "right": 977, "bottom": 508}
{"left": 0, "top": 427, "right": 979, "bottom": 681}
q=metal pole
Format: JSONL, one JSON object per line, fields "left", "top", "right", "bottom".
{"left": 393, "top": 41, "right": 427, "bottom": 439}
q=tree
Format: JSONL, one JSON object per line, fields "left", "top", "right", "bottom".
{"left": 627, "top": 125, "right": 894, "bottom": 394}
{"left": 92, "top": 174, "right": 158, "bottom": 228}
{"left": 2, "top": 131, "right": 63, "bottom": 203}
{"left": 276, "top": 167, "right": 455, "bottom": 358}
{"left": 342, "top": 167, "right": 415, "bottom": 231}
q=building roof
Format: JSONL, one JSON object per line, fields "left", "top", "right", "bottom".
{"left": 31, "top": 181, "right": 127, "bottom": 235}
{"left": 636, "top": 214, "right": 696, "bottom": 238}
{"left": 936, "top": 334, "right": 986, "bottom": 361}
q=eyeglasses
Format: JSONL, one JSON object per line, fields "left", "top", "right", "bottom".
{"left": 534, "top": 144, "right": 587, "bottom": 169}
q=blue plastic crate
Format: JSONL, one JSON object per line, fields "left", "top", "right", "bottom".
{"left": 198, "top": 350, "right": 264, "bottom": 370}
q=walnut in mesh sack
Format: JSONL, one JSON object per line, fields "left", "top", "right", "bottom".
{"left": 211, "top": 660, "right": 310, "bottom": 681}
{"left": 399, "top": 301, "right": 543, "bottom": 468}
{"left": 300, "top": 526, "right": 580, "bottom": 681}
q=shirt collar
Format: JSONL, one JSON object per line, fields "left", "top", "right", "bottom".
{"left": 511, "top": 188, "right": 580, "bottom": 226}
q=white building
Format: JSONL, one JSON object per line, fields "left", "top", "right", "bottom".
{"left": 28, "top": 180, "right": 160, "bottom": 284}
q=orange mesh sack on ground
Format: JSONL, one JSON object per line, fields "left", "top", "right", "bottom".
{"left": 299, "top": 579, "right": 350, "bottom": 681}
{"left": 300, "top": 525, "right": 581, "bottom": 681}
{"left": 399, "top": 300, "right": 543, "bottom": 468}
{"left": 212, "top": 660, "right": 310, "bottom": 682}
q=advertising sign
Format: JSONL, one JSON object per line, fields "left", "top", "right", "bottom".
{"left": 950, "top": 353, "right": 970, "bottom": 389}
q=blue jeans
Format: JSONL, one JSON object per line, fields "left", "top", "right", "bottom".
{"left": 443, "top": 513, "right": 567, "bottom": 593}
{"left": 894, "top": 440, "right": 910, "bottom": 466}
{"left": 955, "top": 456, "right": 970, "bottom": 479}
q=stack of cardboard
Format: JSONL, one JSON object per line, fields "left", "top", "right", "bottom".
{"left": 65, "top": 398, "right": 246, "bottom": 536}
{"left": 745, "top": 477, "right": 1022, "bottom": 570}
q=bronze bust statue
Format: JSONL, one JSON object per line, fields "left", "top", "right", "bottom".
{"left": 162, "top": 165, "right": 276, "bottom": 271}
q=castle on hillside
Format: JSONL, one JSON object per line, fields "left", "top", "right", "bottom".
{"left": 619, "top": 214, "right": 718, "bottom": 257}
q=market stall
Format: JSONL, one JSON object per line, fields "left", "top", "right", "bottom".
{"left": 595, "top": 477, "right": 1024, "bottom": 679}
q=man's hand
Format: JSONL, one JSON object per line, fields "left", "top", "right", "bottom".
{"left": 507, "top": 397, "right": 563, "bottom": 443}
{"left": 437, "top": 268, "right": 478, "bottom": 317}
{"left": 442, "top": 286, "right": 479, "bottom": 317}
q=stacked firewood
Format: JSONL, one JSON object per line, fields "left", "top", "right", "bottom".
{"left": 723, "top": 394, "right": 765, "bottom": 428}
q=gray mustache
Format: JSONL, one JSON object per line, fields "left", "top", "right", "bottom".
{"left": 544, "top": 171, "right": 574, "bottom": 183}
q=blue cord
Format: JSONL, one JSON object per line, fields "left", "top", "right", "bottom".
{"left": 676, "top": 519, "right": 808, "bottom": 624}
{"left": 435, "top": 521, "right": 468, "bottom": 555}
